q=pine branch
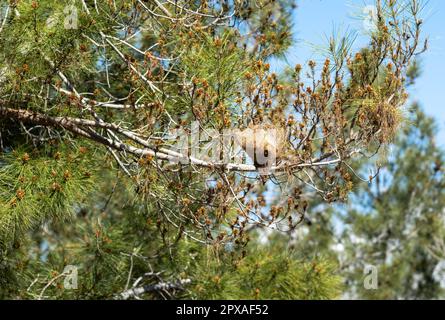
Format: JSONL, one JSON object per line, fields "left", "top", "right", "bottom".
{"left": 0, "top": 107, "right": 356, "bottom": 173}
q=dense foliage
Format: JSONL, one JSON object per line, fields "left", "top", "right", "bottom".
{"left": 0, "top": 0, "right": 434, "bottom": 300}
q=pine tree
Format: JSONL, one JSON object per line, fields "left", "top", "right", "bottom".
{"left": 0, "top": 0, "right": 427, "bottom": 299}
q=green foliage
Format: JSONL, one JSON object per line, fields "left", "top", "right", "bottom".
{"left": 0, "top": 142, "right": 97, "bottom": 250}
{"left": 180, "top": 31, "right": 249, "bottom": 111}
{"left": 0, "top": 0, "right": 91, "bottom": 97}
{"left": 0, "top": 170, "right": 342, "bottom": 300}
{"left": 190, "top": 247, "right": 341, "bottom": 300}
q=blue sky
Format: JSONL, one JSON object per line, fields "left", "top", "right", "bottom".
{"left": 273, "top": 0, "right": 445, "bottom": 145}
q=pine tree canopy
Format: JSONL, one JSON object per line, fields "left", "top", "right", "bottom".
{"left": 0, "top": 0, "right": 434, "bottom": 300}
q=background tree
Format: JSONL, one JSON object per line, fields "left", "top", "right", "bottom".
{"left": 339, "top": 104, "right": 445, "bottom": 299}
